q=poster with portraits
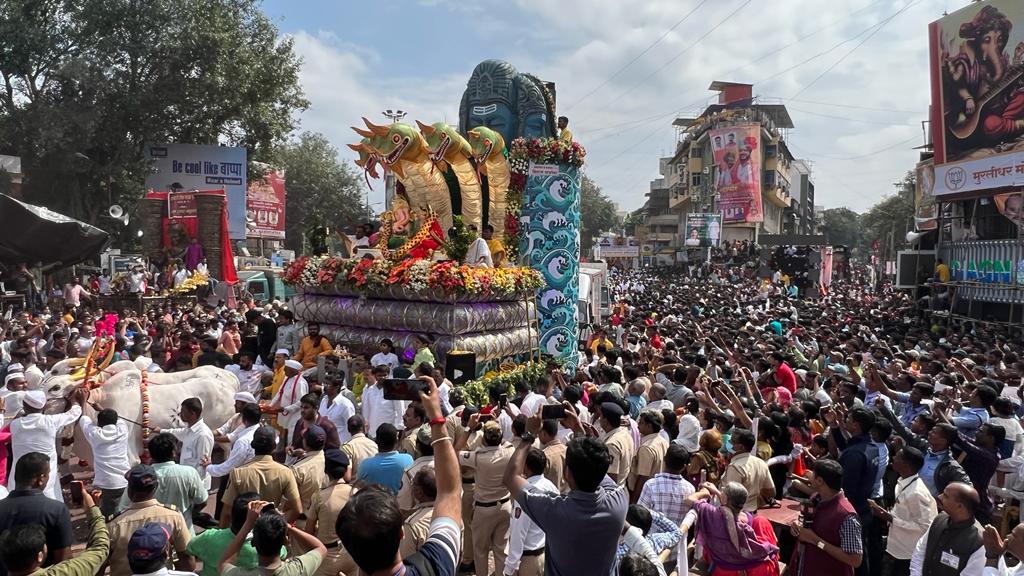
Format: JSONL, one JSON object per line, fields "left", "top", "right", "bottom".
{"left": 710, "top": 124, "right": 763, "bottom": 223}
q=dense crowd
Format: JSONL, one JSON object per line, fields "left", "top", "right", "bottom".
{"left": 0, "top": 259, "right": 1022, "bottom": 576}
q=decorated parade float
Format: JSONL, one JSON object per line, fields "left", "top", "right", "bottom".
{"left": 282, "top": 59, "right": 585, "bottom": 377}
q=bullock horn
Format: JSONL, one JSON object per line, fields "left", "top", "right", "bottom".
{"left": 66, "top": 357, "right": 86, "bottom": 368}
{"left": 362, "top": 116, "right": 389, "bottom": 136}
{"left": 97, "top": 341, "right": 116, "bottom": 370}
{"left": 416, "top": 120, "right": 435, "bottom": 135}
{"left": 352, "top": 126, "right": 374, "bottom": 138}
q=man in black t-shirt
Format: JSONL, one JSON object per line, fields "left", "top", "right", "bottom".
{"left": 0, "top": 453, "right": 73, "bottom": 576}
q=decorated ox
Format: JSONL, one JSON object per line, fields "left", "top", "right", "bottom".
{"left": 42, "top": 368, "right": 238, "bottom": 465}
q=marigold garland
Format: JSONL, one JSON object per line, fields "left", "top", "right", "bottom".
{"left": 281, "top": 257, "right": 543, "bottom": 297}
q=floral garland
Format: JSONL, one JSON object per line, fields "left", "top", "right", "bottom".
{"left": 457, "top": 360, "right": 561, "bottom": 407}
{"left": 504, "top": 137, "right": 586, "bottom": 261}
{"left": 140, "top": 373, "right": 151, "bottom": 439}
{"left": 281, "top": 256, "right": 544, "bottom": 297}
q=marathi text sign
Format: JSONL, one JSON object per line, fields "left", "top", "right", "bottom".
{"left": 167, "top": 191, "right": 197, "bottom": 219}
{"left": 710, "top": 124, "right": 763, "bottom": 223}
{"left": 246, "top": 170, "right": 286, "bottom": 239}
{"left": 930, "top": 1, "right": 1024, "bottom": 195}
{"left": 601, "top": 245, "right": 639, "bottom": 258}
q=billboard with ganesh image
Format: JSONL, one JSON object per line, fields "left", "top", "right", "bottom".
{"left": 930, "top": 1, "right": 1024, "bottom": 196}
{"left": 710, "top": 124, "right": 763, "bottom": 223}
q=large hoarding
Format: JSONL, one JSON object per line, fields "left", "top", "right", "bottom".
{"left": 710, "top": 123, "right": 763, "bottom": 223}
{"left": 145, "top": 143, "right": 247, "bottom": 239}
{"left": 683, "top": 213, "right": 723, "bottom": 247}
{"left": 246, "top": 170, "right": 286, "bottom": 239}
{"left": 915, "top": 160, "right": 938, "bottom": 229}
{"left": 930, "top": 1, "right": 1024, "bottom": 196}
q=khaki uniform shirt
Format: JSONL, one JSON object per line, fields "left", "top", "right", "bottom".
{"left": 398, "top": 456, "right": 435, "bottom": 512}
{"left": 306, "top": 480, "right": 356, "bottom": 544}
{"left": 107, "top": 499, "right": 191, "bottom": 576}
{"left": 223, "top": 455, "right": 301, "bottom": 514}
{"left": 445, "top": 407, "right": 464, "bottom": 441}
{"left": 398, "top": 502, "right": 434, "bottom": 559}
{"left": 601, "top": 426, "right": 636, "bottom": 487}
{"left": 542, "top": 440, "right": 568, "bottom": 493}
{"left": 290, "top": 450, "right": 326, "bottom": 513}
{"left": 341, "top": 433, "right": 378, "bottom": 478}
{"left": 460, "top": 430, "right": 483, "bottom": 483}
{"left": 459, "top": 443, "right": 514, "bottom": 503}
{"left": 399, "top": 424, "right": 424, "bottom": 459}
{"left": 722, "top": 451, "right": 775, "bottom": 512}
{"left": 628, "top": 433, "right": 669, "bottom": 492}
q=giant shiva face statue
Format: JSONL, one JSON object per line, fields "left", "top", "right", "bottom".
{"left": 459, "top": 59, "right": 555, "bottom": 144}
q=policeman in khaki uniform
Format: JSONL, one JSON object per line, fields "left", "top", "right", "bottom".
{"left": 398, "top": 467, "right": 437, "bottom": 558}
{"left": 451, "top": 405, "right": 482, "bottom": 571}
{"left": 304, "top": 448, "right": 358, "bottom": 576}
{"left": 539, "top": 419, "right": 568, "bottom": 493}
{"left": 221, "top": 426, "right": 302, "bottom": 528}
{"left": 597, "top": 401, "right": 635, "bottom": 487}
{"left": 341, "top": 414, "right": 378, "bottom": 478}
{"left": 106, "top": 465, "right": 195, "bottom": 576}
{"left": 628, "top": 410, "right": 670, "bottom": 498}
{"left": 457, "top": 418, "right": 514, "bottom": 575}
{"left": 289, "top": 425, "right": 327, "bottom": 512}
{"left": 397, "top": 427, "right": 436, "bottom": 513}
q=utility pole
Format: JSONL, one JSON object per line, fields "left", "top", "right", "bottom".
{"left": 381, "top": 109, "right": 407, "bottom": 211}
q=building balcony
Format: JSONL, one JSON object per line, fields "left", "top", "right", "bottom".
{"left": 764, "top": 186, "right": 791, "bottom": 208}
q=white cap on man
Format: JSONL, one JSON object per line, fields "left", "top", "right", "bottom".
{"left": 23, "top": 390, "right": 46, "bottom": 409}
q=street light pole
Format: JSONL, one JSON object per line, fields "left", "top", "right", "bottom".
{"left": 381, "top": 109, "right": 407, "bottom": 212}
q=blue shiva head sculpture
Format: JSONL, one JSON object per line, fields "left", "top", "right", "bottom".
{"left": 459, "top": 59, "right": 556, "bottom": 145}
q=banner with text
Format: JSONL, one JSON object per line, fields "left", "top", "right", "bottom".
{"left": 930, "top": 1, "right": 1024, "bottom": 195}
{"left": 246, "top": 170, "right": 286, "bottom": 239}
{"left": 710, "top": 124, "right": 763, "bottom": 223}
{"left": 145, "top": 143, "right": 247, "bottom": 239}
{"left": 683, "top": 213, "right": 723, "bottom": 247}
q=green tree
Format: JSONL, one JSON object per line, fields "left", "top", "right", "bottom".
{"left": 861, "top": 171, "right": 916, "bottom": 260}
{"left": 821, "top": 207, "right": 862, "bottom": 250}
{"left": 580, "top": 175, "right": 619, "bottom": 254}
{"left": 271, "top": 132, "right": 365, "bottom": 253}
{"left": 0, "top": 0, "right": 307, "bottom": 226}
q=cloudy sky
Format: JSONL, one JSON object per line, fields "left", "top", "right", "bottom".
{"left": 261, "top": 0, "right": 968, "bottom": 214}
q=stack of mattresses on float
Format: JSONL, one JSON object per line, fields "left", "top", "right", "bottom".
{"left": 291, "top": 285, "right": 535, "bottom": 363}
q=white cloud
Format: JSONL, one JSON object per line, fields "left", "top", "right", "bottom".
{"left": 286, "top": 0, "right": 947, "bottom": 213}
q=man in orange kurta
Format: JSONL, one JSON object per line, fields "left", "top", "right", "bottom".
{"left": 293, "top": 322, "right": 333, "bottom": 369}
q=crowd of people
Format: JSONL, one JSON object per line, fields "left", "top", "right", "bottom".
{"left": 0, "top": 258, "right": 1022, "bottom": 576}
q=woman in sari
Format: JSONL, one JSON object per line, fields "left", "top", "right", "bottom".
{"left": 684, "top": 481, "right": 780, "bottom": 576}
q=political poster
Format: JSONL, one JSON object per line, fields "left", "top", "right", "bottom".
{"left": 915, "top": 160, "right": 938, "bottom": 230}
{"left": 246, "top": 170, "right": 286, "bottom": 239}
{"left": 683, "top": 213, "right": 723, "bottom": 247}
{"left": 145, "top": 143, "right": 247, "bottom": 239}
{"left": 710, "top": 124, "right": 763, "bottom": 223}
{"left": 930, "top": 1, "right": 1024, "bottom": 196}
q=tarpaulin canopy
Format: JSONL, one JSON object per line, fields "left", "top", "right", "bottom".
{"left": 0, "top": 193, "right": 109, "bottom": 268}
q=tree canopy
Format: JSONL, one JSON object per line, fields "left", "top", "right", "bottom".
{"left": 580, "top": 174, "right": 619, "bottom": 254}
{"left": 0, "top": 0, "right": 307, "bottom": 225}
{"left": 271, "top": 132, "right": 365, "bottom": 253}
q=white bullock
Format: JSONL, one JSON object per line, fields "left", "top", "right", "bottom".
{"left": 42, "top": 368, "right": 238, "bottom": 464}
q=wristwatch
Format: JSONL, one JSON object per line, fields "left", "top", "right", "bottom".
{"left": 816, "top": 540, "right": 826, "bottom": 550}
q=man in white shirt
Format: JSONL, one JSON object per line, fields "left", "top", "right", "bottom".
{"left": 273, "top": 311, "right": 298, "bottom": 356}
{"left": 225, "top": 351, "right": 271, "bottom": 396}
{"left": 320, "top": 376, "right": 355, "bottom": 444}
{"left": 465, "top": 224, "right": 494, "bottom": 268}
{"left": 270, "top": 359, "right": 308, "bottom": 447}
{"left": 78, "top": 407, "right": 130, "bottom": 516}
{"left": 675, "top": 399, "right": 702, "bottom": 454}
{"left": 160, "top": 397, "right": 215, "bottom": 491}
{"left": 172, "top": 262, "right": 190, "bottom": 288}
{"left": 870, "top": 446, "right": 937, "bottom": 576}
{"left": 0, "top": 366, "right": 27, "bottom": 419}
{"left": 362, "top": 365, "right": 408, "bottom": 439}
{"left": 214, "top": 392, "right": 258, "bottom": 445}
{"left": 504, "top": 447, "right": 559, "bottom": 576}
{"left": 8, "top": 389, "right": 84, "bottom": 501}
{"left": 206, "top": 402, "right": 262, "bottom": 519}
{"left": 981, "top": 523, "right": 1024, "bottom": 576}
{"left": 98, "top": 269, "right": 112, "bottom": 295}
{"left": 519, "top": 376, "right": 551, "bottom": 419}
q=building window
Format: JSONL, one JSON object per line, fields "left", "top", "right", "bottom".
{"left": 764, "top": 171, "right": 777, "bottom": 187}
{"left": 689, "top": 147, "right": 701, "bottom": 158}
{"left": 691, "top": 173, "right": 702, "bottom": 187}
{"left": 765, "top": 144, "right": 778, "bottom": 158}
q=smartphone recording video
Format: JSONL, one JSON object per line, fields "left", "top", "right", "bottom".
{"left": 382, "top": 378, "right": 427, "bottom": 401}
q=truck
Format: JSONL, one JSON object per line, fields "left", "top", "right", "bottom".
{"left": 234, "top": 267, "right": 296, "bottom": 304}
{"left": 577, "top": 262, "right": 610, "bottom": 341}
{"left": 580, "top": 261, "right": 609, "bottom": 320}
